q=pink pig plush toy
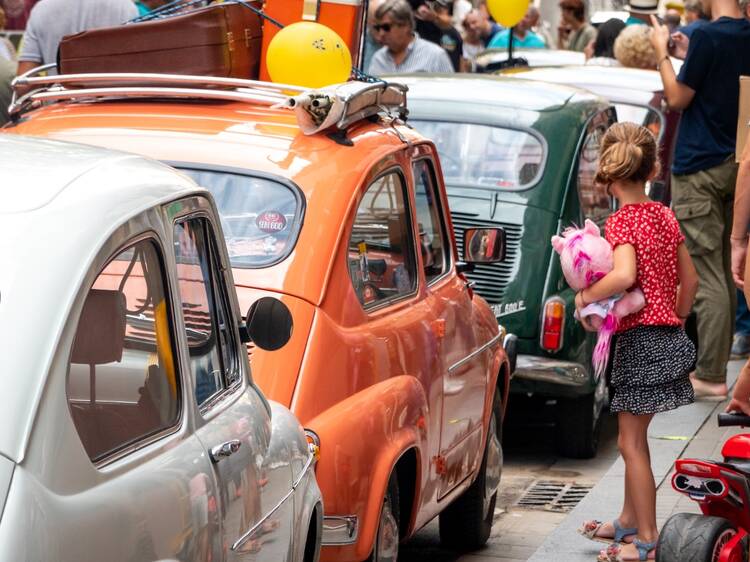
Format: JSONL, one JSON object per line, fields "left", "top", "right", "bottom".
{"left": 551, "top": 219, "right": 646, "bottom": 377}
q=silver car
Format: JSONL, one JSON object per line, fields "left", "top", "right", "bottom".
{"left": 0, "top": 136, "right": 322, "bottom": 562}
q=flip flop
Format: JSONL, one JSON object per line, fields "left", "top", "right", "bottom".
{"left": 578, "top": 519, "right": 638, "bottom": 545}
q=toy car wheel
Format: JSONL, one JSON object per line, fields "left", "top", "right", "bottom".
{"left": 367, "top": 473, "right": 400, "bottom": 562}
{"left": 656, "top": 513, "right": 747, "bottom": 562}
{"left": 438, "top": 385, "right": 502, "bottom": 551}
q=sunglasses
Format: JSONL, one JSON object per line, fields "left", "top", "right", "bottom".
{"left": 373, "top": 22, "right": 402, "bottom": 32}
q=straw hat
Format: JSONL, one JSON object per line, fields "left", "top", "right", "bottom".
{"left": 625, "top": 0, "right": 659, "bottom": 13}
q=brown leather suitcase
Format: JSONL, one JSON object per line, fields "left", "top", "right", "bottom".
{"left": 58, "top": 2, "right": 262, "bottom": 79}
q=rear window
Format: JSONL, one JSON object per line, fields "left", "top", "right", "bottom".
{"left": 179, "top": 169, "right": 302, "bottom": 269}
{"left": 409, "top": 120, "right": 546, "bottom": 190}
{"left": 614, "top": 103, "right": 663, "bottom": 140}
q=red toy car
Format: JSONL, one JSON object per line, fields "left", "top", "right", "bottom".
{"left": 657, "top": 413, "right": 750, "bottom": 562}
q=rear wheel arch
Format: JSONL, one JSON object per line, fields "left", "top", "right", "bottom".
{"left": 303, "top": 502, "right": 323, "bottom": 562}
{"left": 393, "top": 447, "right": 419, "bottom": 539}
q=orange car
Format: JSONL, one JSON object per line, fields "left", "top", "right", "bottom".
{"left": 4, "top": 74, "right": 514, "bottom": 561}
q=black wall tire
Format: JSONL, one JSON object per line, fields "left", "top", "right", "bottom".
{"left": 438, "top": 386, "right": 503, "bottom": 551}
{"left": 366, "top": 474, "right": 400, "bottom": 562}
{"left": 656, "top": 513, "right": 746, "bottom": 562}
{"left": 555, "top": 391, "right": 602, "bottom": 459}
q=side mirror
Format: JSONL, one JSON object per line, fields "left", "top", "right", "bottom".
{"left": 649, "top": 180, "right": 668, "bottom": 204}
{"left": 240, "top": 297, "right": 293, "bottom": 351}
{"left": 463, "top": 227, "right": 506, "bottom": 264}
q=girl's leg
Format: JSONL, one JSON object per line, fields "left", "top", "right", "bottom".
{"left": 604, "top": 412, "right": 657, "bottom": 560}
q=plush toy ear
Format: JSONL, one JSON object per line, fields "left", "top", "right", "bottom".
{"left": 551, "top": 235, "right": 565, "bottom": 254}
{"left": 583, "top": 219, "right": 600, "bottom": 237}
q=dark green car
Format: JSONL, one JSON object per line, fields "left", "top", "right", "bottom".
{"left": 395, "top": 74, "right": 616, "bottom": 458}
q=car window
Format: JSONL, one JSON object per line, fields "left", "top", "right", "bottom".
{"left": 614, "top": 103, "right": 663, "bottom": 141}
{"left": 67, "top": 239, "right": 180, "bottom": 463}
{"left": 409, "top": 120, "right": 545, "bottom": 190}
{"left": 348, "top": 170, "right": 417, "bottom": 308}
{"left": 577, "top": 110, "right": 614, "bottom": 227}
{"left": 413, "top": 159, "right": 450, "bottom": 282}
{"left": 179, "top": 168, "right": 302, "bottom": 269}
{"left": 174, "top": 217, "right": 240, "bottom": 409}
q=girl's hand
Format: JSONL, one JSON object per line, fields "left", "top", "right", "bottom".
{"left": 726, "top": 398, "right": 750, "bottom": 417}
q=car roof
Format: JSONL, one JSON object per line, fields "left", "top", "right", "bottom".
{"left": 475, "top": 48, "right": 586, "bottom": 68}
{"left": 0, "top": 135, "right": 203, "bottom": 463}
{"left": 394, "top": 73, "right": 590, "bottom": 112}
{"left": 503, "top": 65, "right": 665, "bottom": 106}
{"left": 6, "top": 97, "right": 420, "bottom": 304}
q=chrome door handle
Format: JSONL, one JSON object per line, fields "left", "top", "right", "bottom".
{"left": 209, "top": 439, "right": 241, "bottom": 463}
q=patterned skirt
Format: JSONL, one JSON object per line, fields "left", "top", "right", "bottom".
{"left": 609, "top": 325, "right": 696, "bottom": 415}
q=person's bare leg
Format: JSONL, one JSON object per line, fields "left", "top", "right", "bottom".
{"left": 602, "top": 412, "right": 657, "bottom": 560}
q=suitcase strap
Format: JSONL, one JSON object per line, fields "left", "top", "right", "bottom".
{"left": 132, "top": 0, "right": 283, "bottom": 29}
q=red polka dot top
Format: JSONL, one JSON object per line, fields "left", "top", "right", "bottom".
{"left": 605, "top": 202, "right": 685, "bottom": 333}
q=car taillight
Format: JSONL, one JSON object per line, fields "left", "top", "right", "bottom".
{"left": 541, "top": 297, "right": 565, "bottom": 352}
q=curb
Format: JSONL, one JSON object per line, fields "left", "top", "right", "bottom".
{"left": 527, "top": 361, "right": 742, "bottom": 562}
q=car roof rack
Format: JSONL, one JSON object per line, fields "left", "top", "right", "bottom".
{"left": 9, "top": 64, "right": 409, "bottom": 139}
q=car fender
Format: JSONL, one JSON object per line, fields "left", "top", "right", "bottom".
{"left": 267, "top": 401, "right": 323, "bottom": 562}
{"left": 306, "top": 375, "right": 428, "bottom": 562}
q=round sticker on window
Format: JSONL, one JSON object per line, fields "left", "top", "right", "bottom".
{"left": 256, "top": 211, "right": 287, "bottom": 234}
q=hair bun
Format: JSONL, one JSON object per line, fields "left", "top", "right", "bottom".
{"left": 595, "top": 122, "right": 657, "bottom": 186}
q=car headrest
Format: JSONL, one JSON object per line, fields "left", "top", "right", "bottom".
{"left": 388, "top": 217, "right": 404, "bottom": 252}
{"left": 71, "top": 289, "right": 127, "bottom": 365}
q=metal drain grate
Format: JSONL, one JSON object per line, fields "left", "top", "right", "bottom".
{"left": 514, "top": 481, "right": 592, "bottom": 513}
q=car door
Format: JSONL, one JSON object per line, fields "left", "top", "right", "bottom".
{"left": 411, "top": 155, "right": 489, "bottom": 498}
{"left": 170, "top": 211, "right": 294, "bottom": 561}
{"left": 57, "top": 232, "right": 221, "bottom": 561}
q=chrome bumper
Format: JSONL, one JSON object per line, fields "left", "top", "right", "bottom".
{"left": 513, "top": 354, "right": 589, "bottom": 387}
{"left": 321, "top": 515, "right": 358, "bottom": 545}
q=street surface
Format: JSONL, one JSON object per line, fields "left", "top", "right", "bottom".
{"left": 400, "top": 397, "right": 621, "bottom": 562}
{"left": 400, "top": 360, "right": 743, "bottom": 562}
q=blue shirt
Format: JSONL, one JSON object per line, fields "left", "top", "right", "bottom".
{"left": 484, "top": 22, "right": 503, "bottom": 46}
{"left": 673, "top": 17, "right": 750, "bottom": 175}
{"left": 135, "top": 1, "right": 150, "bottom": 16}
{"left": 487, "top": 28, "right": 546, "bottom": 49}
{"left": 678, "top": 18, "right": 709, "bottom": 38}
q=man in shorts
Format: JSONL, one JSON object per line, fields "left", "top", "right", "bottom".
{"left": 651, "top": 0, "right": 750, "bottom": 399}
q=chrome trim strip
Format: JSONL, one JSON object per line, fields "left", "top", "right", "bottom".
{"left": 448, "top": 332, "right": 503, "bottom": 374}
{"left": 512, "top": 354, "right": 589, "bottom": 387}
{"left": 231, "top": 452, "right": 316, "bottom": 551}
{"left": 321, "top": 515, "right": 359, "bottom": 545}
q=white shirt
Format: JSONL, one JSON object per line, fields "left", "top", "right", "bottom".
{"left": 368, "top": 35, "right": 454, "bottom": 75}
{"left": 19, "top": 0, "right": 138, "bottom": 68}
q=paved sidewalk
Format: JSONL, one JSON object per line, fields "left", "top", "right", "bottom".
{"left": 529, "top": 360, "right": 743, "bottom": 562}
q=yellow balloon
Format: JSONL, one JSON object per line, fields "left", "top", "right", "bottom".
{"left": 486, "top": 0, "right": 529, "bottom": 28}
{"left": 266, "top": 22, "right": 352, "bottom": 89}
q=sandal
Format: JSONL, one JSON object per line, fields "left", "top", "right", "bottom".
{"left": 598, "top": 538, "right": 657, "bottom": 561}
{"left": 578, "top": 519, "right": 638, "bottom": 545}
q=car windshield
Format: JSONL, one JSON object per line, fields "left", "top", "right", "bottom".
{"left": 179, "top": 168, "right": 301, "bottom": 268}
{"left": 409, "top": 120, "right": 546, "bottom": 190}
{"left": 614, "top": 103, "right": 663, "bottom": 140}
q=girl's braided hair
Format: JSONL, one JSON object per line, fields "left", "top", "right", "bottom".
{"left": 595, "top": 122, "right": 659, "bottom": 187}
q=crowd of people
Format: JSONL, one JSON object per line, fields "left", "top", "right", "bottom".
{"left": 361, "top": 0, "right": 750, "bottom": 74}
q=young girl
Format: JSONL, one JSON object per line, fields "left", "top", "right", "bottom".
{"left": 575, "top": 122, "right": 698, "bottom": 561}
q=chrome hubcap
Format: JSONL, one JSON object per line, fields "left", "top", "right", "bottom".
{"left": 483, "top": 408, "right": 502, "bottom": 515}
{"left": 375, "top": 498, "right": 399, "bottom": 562}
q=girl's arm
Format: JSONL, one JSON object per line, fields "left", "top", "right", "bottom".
{"left": 575, "top": 243, "right": 637, "bottom": 308}
{"left": 727, "top": 360, "right": 750, "bottom": 416}
{"left": 675, "top": 242, "right": 698, "bottom": 320}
